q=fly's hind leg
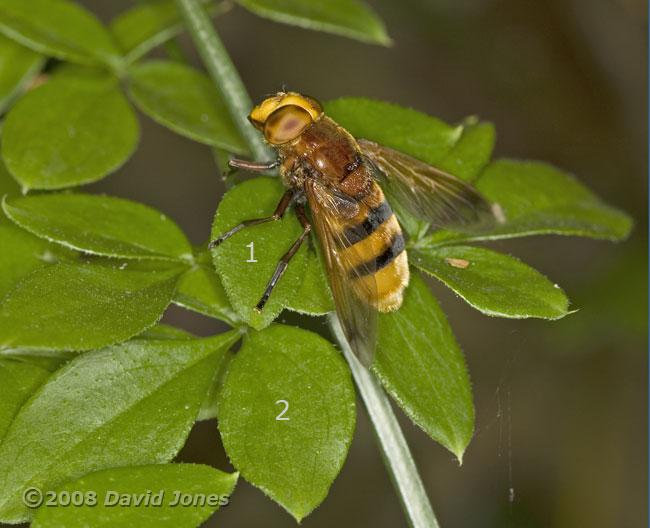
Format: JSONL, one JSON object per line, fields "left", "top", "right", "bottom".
{"left": 254, "top": 203, "right": 312, "bottom": 312}
{"left": 209, "top": 189, "right": 293, "bottom": 249}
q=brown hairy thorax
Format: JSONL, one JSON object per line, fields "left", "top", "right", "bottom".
{"left": 277, "top": 115, "right": 373, "bottom": 198}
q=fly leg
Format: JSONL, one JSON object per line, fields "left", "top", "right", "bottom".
{"left": 222, "top": 159, "right": 280, "bottom": 189}
{"left": 209, "top": 189, "right": 293, "bottom": 249}
{"left": 254, "top": 203, "right": 312, "bottom": 312}
{"left": 228, "top": 159, "right": 279, "bottom": 171}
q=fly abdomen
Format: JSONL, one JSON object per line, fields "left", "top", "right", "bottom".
{"left": 341, "top": 200, "right": 393, "bottom": 245}
{"left": 336, "top": 182, "right": 409, "bottom": 311}
{"left": 351, "top": 232, "right": 406, "bottom": 277}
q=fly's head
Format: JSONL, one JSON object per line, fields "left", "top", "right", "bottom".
{"left": 248, "top": 92, "right": 323, "bottom": 146}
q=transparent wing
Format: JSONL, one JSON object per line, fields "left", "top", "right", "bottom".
{"left": 358, "top": 139, "right": 495, "bottom": 232}
{"left": 305, "top": 180, "right": 378, "bottom": 366}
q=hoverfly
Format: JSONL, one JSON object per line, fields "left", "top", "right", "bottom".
{"left": 211, "top": 92, "right": 495, "bottom": 366}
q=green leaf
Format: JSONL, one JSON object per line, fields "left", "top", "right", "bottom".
{"left": 0, "top": 223, "right": 52, "bottom": 300}
{"left": 133, "top": 326, "right": 236, "bottom": 418}
{"left": 427, "top": 160, "right": 633, "bottom": 245}
{"left": 2, "top": 73, "right": 139, "bottom": 191}
{"left": 218, "top": 324, "right": 355, "bottom": 521}
{"left": 0, "top": 156, "right": 20, "bottom": 207}
{"left": 436, "top": 118, "right": 495, "bottom": 183}
{"left": 0, "top": 262, "right": 183, "bottom": 351}
{"left": 174, "top": 265, "right": 240, "bottom": 325}
{"left": 211, "top": 178, "right": 308, "bottom": 329}
{"left": 136, "top": 323, "right": 194, "bottom": 341}
{"left": 3, "top": 193, "right": 193, "bottom": 262}
{"left": 156, "top": 248, "right": 236, "bottom": 422}
{"left": 324, "top": 99, "right": 477, "bottom": 242}
{"left": 197, "top": 347, "right": 236, "bottom": 421}
{"left": 0, "top": 34, "right": 44, "bottom": 114}
{"left": 325, "top": 97, "right": 462, "bottom": 165}
{"left": 0, "top": 331, "right": 239, "bottom": 523}
{"left": 0, "top": 352, "right": 71, "bottom": 372}
{"left": 31, "top": 464, "right": 238, "bottom": 528}
{"left": 373, "top": 271, "right": 473, "bottom": 460}
{"left": 0, "top": 359, "right": 50, "bottom": 441}
{"left": 0, "top": 0, "right": 122, "bottom": 70}
{"left": 411, "top": 246, "right": 569, "bottom": 319}
{"left": 285, "top": 244, "right": 334, "bottom": 315}
{"left": 110, "top": 0, "right": 223, "bottom": 64}
{"left": 236, "top": 0, "right": 391, "bottom": 45}
{"left": 110, "top": 0, "right": 189, "bottom": 63}
{"left": 127, "top": 60, "right": 248, "bottom": 154}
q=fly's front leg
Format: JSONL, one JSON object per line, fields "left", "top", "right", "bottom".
{"left": 209, "top": 189, "right": 294, "bottom": 249}
{"left": 222, "top": 158, "right": 280, "bottom": 188}
{"left": 228, "top": 159, "right": 280, "bottom": 171}
{"left": 254, "top": 203, "right": 312, "bottom": 312}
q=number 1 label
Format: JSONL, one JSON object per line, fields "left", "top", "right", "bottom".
{"left": 246, "top": 242, "right": 257, "bottom": 262}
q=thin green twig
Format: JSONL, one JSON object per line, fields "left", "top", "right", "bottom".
{"left": 330, "top": 317, "right": 439, "bottom": 528}
{"left": 175, "top": 0, "right": 273, "bottom": 162}
{"left": 176, "top": 1, "right": 439, "bottom": 524}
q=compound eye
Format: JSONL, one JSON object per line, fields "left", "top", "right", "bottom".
{"left": 264, "top": 104, "right": 312, "bottom": 144}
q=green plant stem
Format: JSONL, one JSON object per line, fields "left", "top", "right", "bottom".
{"left": 174, "top": 0, "right": 274, "bottom": 162}
{"left": 330, "top": 317, "right": 439, "bottom": 528}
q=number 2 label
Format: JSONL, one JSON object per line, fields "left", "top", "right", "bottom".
{"left": 275, "top": 400, "right": 289, "bottom": 420}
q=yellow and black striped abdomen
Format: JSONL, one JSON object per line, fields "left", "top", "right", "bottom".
{"left": 337, "top": 182, "right": 409, "bottom": 312}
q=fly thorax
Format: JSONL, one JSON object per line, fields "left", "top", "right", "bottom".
{"left": 279, "top": 154, "right": 318, "bottom": 189}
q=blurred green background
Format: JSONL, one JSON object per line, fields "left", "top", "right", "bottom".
{"left": 77, "top": 1, "right": 650, "bottom": 526}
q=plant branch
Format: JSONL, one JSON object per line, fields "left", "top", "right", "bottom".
{"left": 330, "top": 317, "right": 439, "bottom": 528}
{"left": 174, "top": 0, "right": 274, "bottom": 162}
